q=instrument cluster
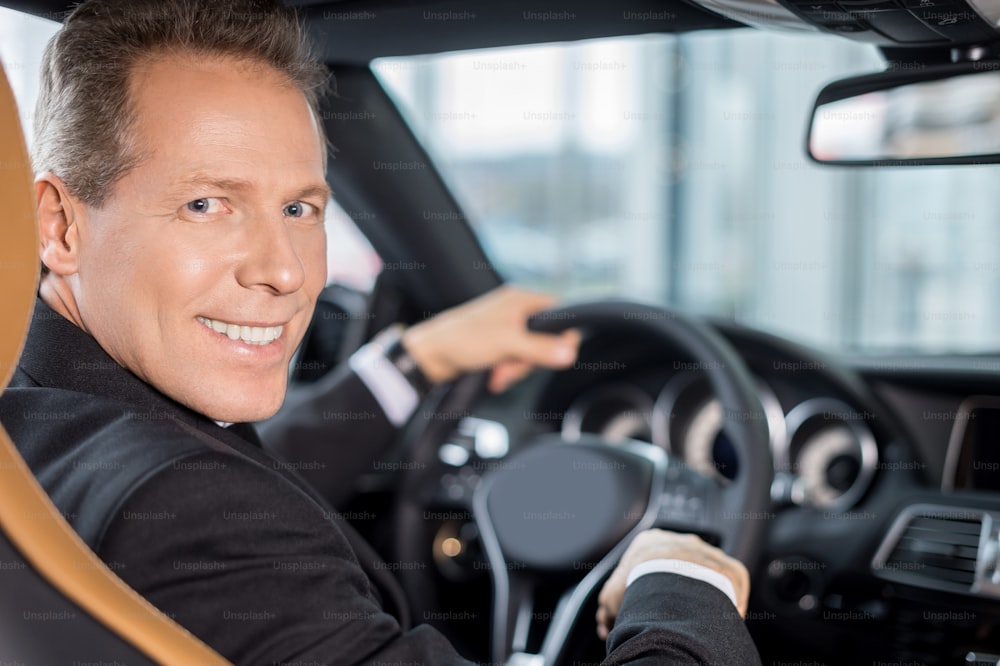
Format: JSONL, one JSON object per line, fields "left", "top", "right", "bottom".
{"left": 561, "top": 372, "right": 879, "bottom": 511}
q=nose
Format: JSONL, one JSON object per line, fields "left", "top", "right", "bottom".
{"left": 234, "top": 214, "right": 307, "bottom": 295}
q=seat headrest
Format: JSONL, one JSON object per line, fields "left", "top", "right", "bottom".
{"left": 0, "top": 61, "right": 39, "bottom": 392}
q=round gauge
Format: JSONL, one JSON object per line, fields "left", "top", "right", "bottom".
{"left": 653, "top": 372, "right": 786, "bottom": 484}
{"left": 683, "top": 399, "right": 739, "bottom": 481}
{"left": 561, "top": 384, "right": 654, "bottom": 445}
{"left": 785, "top": 399, "right": 877, "bottom": 511}
{"left": 601, "top": 409, "right": 651, "bottom": 443}
{"left": 796, "top": 425, "right": 862, "bottom": 507}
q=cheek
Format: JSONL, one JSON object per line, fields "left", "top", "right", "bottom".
{"left": 80, "top": 217, "right": 135, "bottom": 277}
{"left": 76, "top": 220, "right": 145, "bottom": 317}
{"left": 144, "top": 232, "right": 232, "bottom": 303}
{"left": 298, "top": 227, "right": 328, "bottom": 293}
{"left": 167, "top": 253, "right": 219, "bottom": 284}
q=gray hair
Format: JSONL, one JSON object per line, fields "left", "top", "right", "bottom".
{"left": 32, "top": 0, "right": 329, "bottom": 208}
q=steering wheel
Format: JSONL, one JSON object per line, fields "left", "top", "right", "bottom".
{"left": 394, "top": 300, "right": 773, "bottom": 665}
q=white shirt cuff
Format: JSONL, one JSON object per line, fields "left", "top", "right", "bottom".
{"left": 348, "top": 343, "right": 419, "bottom": 427}
{"left": 626, "top": 558, "right": 739, "bottom": 609}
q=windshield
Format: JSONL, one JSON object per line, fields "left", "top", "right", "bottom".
{"left": 374, "top": 31, "right": 1000, "bottom": 356}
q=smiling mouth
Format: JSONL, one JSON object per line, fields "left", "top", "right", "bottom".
{"left": 196, "top": 316, "right": 285, "bottom": 346}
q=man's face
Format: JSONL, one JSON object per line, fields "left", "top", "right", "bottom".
{"left": 68, "top": 54, "right": 329, "bottom": 423}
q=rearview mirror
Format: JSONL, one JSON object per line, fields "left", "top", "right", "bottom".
{"left": 807, "top": 62, "right": 1000, "bottom": 166}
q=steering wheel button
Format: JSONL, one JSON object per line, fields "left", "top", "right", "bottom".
{"left": 658, "top": 503, "right": 683, "bottom": 521}
{"left": 438, "top": 443, "right": 471, "bottom": 467}
{"left": 470, "top": 419, "right": 510, "bottom": 458}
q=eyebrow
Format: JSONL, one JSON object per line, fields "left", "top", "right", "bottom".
{"left": 171, "top": 174, "right": 332, "bottom": 202}
{"left": 295, "top": 184, "right": 334, "bottom": 203}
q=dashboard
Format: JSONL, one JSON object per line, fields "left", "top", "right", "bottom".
{"left": 417, "top": 317, "right": 1000, "bottom": 664}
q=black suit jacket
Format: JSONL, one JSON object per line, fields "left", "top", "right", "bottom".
{"left": 0, "top": 300, "right": 761, "bottom": 665}
{"left": 255, "top": 358, "right": 398, "bottom": 510}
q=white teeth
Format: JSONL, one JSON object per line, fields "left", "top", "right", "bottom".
{"left": 197, "top": 316, "right": 284, "bottom": 346}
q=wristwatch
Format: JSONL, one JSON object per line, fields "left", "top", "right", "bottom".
{"left": 371, "top": 324, "right": 434, "bottom": 399}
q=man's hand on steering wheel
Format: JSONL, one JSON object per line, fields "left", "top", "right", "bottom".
{"left": 400, "top": 285, "right": 581, "bottom": 393}
{"left": 596, "top": 530, "right": 751, "bottom": 640}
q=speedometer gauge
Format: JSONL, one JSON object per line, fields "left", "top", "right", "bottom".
{"left": 784, "top": 399, "right": 878, "bottom": 511}
{"left": 601, "top": 409, "right": 652, "bottom": 443}
{"left": 683, "top": 400, "right": 739, "bottom": 481}
{"left": 653, "top": 372, "right": 785, "bottom": 484}
{"left": 562, "top": 384, "right": 654, "bottom": 445}
{"left": 796, "top": 425, "right": 862, "bottom": 507}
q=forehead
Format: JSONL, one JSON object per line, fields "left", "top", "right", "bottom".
{"left": 124, "top": 53, "right": 325, "bottom": 185}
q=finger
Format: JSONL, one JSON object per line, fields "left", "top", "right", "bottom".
{"left": 595, "top": 606, "right": 611, "bottom": 640}
{"left": 511, "top": 329, "right": 579, "bottom": 369}
{"left": 487, "top": 360, "right": 532, "bottom": 393}
{"left": 597, "top": 621, "right": 609, "bottom": 641}
{"left": 499, "top": 286, "right": 559, "bottom": 315}
{"left": 733, "top": 560, "right": 751, "bottom": 617}
{"left": 598, "top": 570, "right": 627, "bottom": 615}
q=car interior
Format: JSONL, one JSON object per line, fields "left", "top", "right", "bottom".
{"left": 3, "top": 0, "right": 1000, "bottom": 664}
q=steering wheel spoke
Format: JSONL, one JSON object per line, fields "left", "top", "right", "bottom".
{"left": 647, "top": 455, "right": 723, "bottom": 542}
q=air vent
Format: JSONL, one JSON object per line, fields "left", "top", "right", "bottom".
{"left": 873, "top": 506, "right": 986, "bottom": 595}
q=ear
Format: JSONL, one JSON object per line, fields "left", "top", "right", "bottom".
{"left": 35, "top": 172, "right": 84, "bottom": 276}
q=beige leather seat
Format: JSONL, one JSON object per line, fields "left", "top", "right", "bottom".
{"left": 0, "top": 61, "right": 229, "bottom": 665}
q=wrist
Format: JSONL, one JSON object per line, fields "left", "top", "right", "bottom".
{"left": 625, "top": 559, "right": 739, "bottom": 609}
{"left": 400, "top": 323, "right": 454, "bottom": 384}
{"left": 373, "top": 324, "right": 436, "bottom": 397}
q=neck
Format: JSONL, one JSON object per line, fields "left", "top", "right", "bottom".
{"left": 39, "top": 275, "right": 87, "bottom": 331}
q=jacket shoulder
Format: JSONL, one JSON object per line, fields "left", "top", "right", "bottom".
{"left": 0, "top": 385, "right": 261, "bottom": 548}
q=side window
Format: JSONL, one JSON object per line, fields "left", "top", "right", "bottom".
{"left": 293, "top": 200, "right": 382, "bottom": 382}
{"left": 0, "top": 7, "right": 60, "bottom": 146}
{"left": 324, "top": 198, "right": 382, "bottom": 292}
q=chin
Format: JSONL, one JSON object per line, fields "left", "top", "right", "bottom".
{"left": 188, "top": 381, "right": 287, "bottom": 425}
{"left": 207, "top": 400, "right": 284, "bottom": 425}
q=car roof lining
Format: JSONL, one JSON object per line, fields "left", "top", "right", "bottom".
{"left": 299, "top": 0, "right": 744, "bottom": 64}
{"left": 1, "top": 0, "right": 745, "bottom": 64}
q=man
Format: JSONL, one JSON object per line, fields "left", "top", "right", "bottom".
{"left": 0, "top": 0, "right": 760, "bottom": 663}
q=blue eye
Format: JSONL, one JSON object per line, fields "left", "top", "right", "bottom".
{"left": 283, "top": 201, "right": 316, "bottom": 218}
{"left": 185, "top": 198, "right": 224, "bottom": 214}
